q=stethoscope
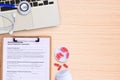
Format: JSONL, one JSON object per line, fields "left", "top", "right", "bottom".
{"left": 0, "top": 1, "right": 31, "bottom": 34}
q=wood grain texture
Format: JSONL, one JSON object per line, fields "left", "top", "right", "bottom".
{"left": 0, "top": 0, "right": 120, "bottom": 80}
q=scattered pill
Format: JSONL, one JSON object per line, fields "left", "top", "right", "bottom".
{"left": 63, "top": 64, "right": 68, "bottom": 68}
{"left": 54, "top": 63, "right": 60, "bottom": 67}
{"left": 58, "top": 65, "right": 62, "bottom": 71}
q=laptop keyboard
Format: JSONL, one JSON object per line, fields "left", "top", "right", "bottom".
{"left": 0, "top": 0, "right": 54, "bottom": 11}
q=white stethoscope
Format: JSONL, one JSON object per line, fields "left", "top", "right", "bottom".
{"left": 0, "top": 1, "right": 31, "bottom": 34}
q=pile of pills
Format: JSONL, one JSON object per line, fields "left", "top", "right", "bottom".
{"left": 54, "top": 47, "right": 70, "bottom": 71}
{"left": 55, "top": 47, "right": 69, "bottom": 62}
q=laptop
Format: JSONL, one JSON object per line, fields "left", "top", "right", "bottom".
{"left": 0, "top": 0, "right": 60, "bottom": 34}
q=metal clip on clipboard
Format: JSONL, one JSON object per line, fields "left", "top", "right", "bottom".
{"left": 13, "top": 38, "right": 40, "bottom": 42}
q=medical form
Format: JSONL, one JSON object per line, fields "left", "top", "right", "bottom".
{"left": 2, "top": 37, "right": 51, "bottom": 80}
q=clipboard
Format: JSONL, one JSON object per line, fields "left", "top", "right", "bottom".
{"left": 2, "top": 36, "right": 51, "bottom": 80}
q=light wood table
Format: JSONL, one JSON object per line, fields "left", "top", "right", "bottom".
{"left": 0, "top": 0, "right": 120, "bottom": 80}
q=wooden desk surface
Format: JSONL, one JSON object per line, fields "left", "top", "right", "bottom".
{"left": 0, "top": 0, "right": 120, "bottom": 80}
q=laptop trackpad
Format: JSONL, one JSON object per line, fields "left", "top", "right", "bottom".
{"left": 15, "top": 12, "right": 33, "bottom": 30}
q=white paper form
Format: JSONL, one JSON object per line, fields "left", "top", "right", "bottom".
{"left": 3, "top": 37, "right": 51, "bottom": 80}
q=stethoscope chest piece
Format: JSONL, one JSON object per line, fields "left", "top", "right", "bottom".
{"left": 18, "top": 1, "right": 31, "bottom": 15}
